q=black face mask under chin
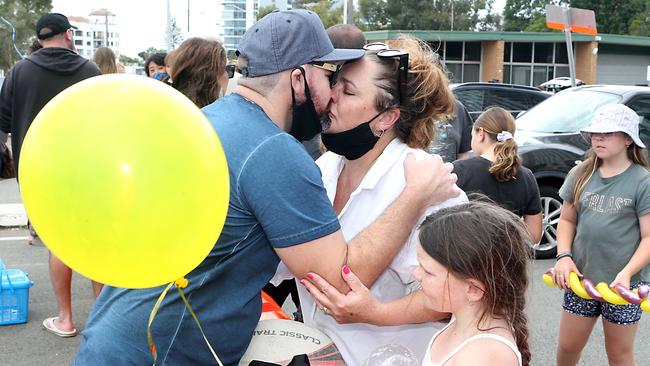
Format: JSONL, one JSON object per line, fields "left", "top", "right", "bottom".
{"left": 320, "top": 110, "right": 386, "bottom": 160}
{"left": 289, "top": 67, "right": 322, "bottom": 142}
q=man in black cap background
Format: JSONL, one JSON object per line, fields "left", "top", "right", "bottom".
{"left": 74, "top": 9, "right": 458, "bottom": 365}
{"left": 0, "top": 12, "right": 101, "bottom": 338}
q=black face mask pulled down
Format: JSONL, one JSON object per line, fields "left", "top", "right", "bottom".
{"left": 320, "top": 110, "right": 386, "bottom": 160}
{"left": 289, "top": 67, "right": 322, "bottom": 142}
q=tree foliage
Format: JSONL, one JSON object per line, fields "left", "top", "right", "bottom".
{"left": 569, "top": 0, "right": 650, "bottom": 36}
{"left": 257, "top": 5, "right": 276, "bottom": 20}
{"left": 293, "top": 0, "right": 342, "bottom": 28}
{"left": 503, "top": 0, "right": 564, "bottom": 32}
{"left": 0, "top": 0, "right": 52, "bottom": 71}
{"left": 119, "top": 54, "right": 140, "bottom": 65}
{"left": 165, "top": 17, "right": 183, "bottom": 51}
{"left": 357, "top": 0, "right": 501, "bottom": 31}
{"left": 137, "top": 47, "right": 166, "bottom": 63}
{"left": 503, "top": 0, "right": 650, "bottom": 36}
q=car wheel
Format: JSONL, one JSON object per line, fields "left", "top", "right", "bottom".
{"left": 532, "top": 185, "right": 562, "bottom": 259}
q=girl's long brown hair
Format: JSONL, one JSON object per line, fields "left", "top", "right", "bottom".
{"left": 474, "top": 106, "right": 521, "bottom": 182}
{"left": 166, "top": 37, "right": 227, "bottom": 108}
{"left": 93, "top": 47, "right": 117, "bottom": 74}
{"left": 419, "top": 198, "right": 531, "bottom": 366}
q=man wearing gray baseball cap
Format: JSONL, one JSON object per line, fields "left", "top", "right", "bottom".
{"left": 75, "top": 10, "right": 459, "bottom": 366}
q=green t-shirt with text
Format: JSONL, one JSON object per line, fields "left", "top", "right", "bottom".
{"left": 559, "top": 163, "right": 650, "bottom": 284}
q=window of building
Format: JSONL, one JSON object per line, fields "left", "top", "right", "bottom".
{"left": 224, "top": 20, "right": 247, "bottom": 28}
{"left": 87, "top": 41, "right": 91, "bottom": 46}
{"left": 555, "top": 43, "right": 569, "bottom": 63}
{"left": 534, "top": 43, "right": 553, "bottom": 63}
{"left": 75, "top": 40, "right": 83, "bottom": 45}
{"left": 511, "top": 65, "right": 531, "bottom": 86}
{"left": 445, "top": 42, "right": 463, "bottom": 61}
{"left": 464, "top": 42, "right": 481, "bottom": 62}
{"left": 512, "top": 43, "right": 532, "bottom": 63}
{"left": 432, "top": 41, "right": 482, "bottom": 83}
{"left": 75, "top": 30, "right": 83, "bottom": 37}
{"left": 503, "top": 42, "right": 571, "bottom": 86}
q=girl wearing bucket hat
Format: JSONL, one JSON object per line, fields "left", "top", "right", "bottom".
{"left": 553, "top": 103, "right": 650, "bottom": 366}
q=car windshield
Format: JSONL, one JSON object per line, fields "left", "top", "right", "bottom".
{"left": 516, "top": 90, "right": 621, "bottom": 132}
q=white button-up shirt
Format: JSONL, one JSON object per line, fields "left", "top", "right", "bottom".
{"left": 275, "top": 138, "right": 467, "bottom": 365}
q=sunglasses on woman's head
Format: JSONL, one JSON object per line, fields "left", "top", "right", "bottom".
{"left": 363, "top": 43, "right": 409, "bottom": 105}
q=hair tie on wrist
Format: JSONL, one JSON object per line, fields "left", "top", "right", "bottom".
{"left": 496, "top": 131, "right": 513, "bottom": 142}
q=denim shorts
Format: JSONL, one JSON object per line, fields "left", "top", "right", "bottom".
{"left": 562, "top": 282, "right": 648, "bottom": 325}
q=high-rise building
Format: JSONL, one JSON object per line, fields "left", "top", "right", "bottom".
{"left": 69, "top": 9, "right": 120, "bottom": 60}
{"left": 216, "top": 0, "right": 258, "bottom": 52}
{"left": 258, "top": 0, "right": 290, "bottom": 11}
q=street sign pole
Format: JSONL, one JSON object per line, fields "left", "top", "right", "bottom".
{"left": 546, "top": 5, "right": 596, "bottom": 88}
{"left": 563, "top": 7, "right": 577, "bottom": 88}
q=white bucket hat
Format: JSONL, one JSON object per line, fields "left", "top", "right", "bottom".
{"left": 580, "top": 104, "right": 645, "bottom": 149}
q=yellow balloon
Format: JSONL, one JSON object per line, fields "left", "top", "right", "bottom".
{"left": 542, "top": 273, "right": 557, "bottom": 287}
{"left": 595, "top": 282, "right": 629, "bottom": 305}
{"left": 568, "top": 272, "right": 592, "bottom": 300}
{"left": 18, "top": 75, "right": 229, "bottom": 288}
{"left": 641, "top": 299, "right": 650, "bottom": 313}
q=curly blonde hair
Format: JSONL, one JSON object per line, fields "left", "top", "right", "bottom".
{"left": 367, "top": 36, "right": 455, "bottom": 149}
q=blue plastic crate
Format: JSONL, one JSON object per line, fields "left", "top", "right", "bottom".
{"left": 0, "top": 261, "right": 34, "bottom": 325}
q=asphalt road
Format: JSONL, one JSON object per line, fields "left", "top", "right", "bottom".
{"left": 1, "top": 228, "right": 648, "bottom": 365}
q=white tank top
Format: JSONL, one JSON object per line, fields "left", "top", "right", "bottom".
{"left": 422, "top": 318, "right": 522, "bottom": 366}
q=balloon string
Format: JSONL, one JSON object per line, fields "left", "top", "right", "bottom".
{"left": 148, "top": 282, "right": 174, "bottom": 364}
{"left": 148, "top": 278, "right": 224, "bottom": 366}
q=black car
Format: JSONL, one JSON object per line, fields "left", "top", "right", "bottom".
{"left": 451, "top": 82, "right": 552, "bottom": 121}
{"left": 515, "top": 85, "right": 650, "bottom": 258}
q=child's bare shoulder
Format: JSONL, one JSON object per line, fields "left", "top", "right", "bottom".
{"left": 449, "top": 336, "right": 520, "bottom": 366}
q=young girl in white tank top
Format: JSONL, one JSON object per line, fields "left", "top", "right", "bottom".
{"left": 413, "top": 199, "right": 530, "bottom": 366}
{"left": 300, "top": 199, "right": 530, "bottom": 365}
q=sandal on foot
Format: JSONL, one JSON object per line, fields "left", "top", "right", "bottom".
{"left": 42, "top": 317, "right": 77, "bottom": 337}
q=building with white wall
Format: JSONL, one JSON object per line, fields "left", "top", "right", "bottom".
{"left": 68, "top": 9, "right": 120, "bottom": 60}
{"left": 259, "top": 0, "right": 290, "bottom": 11}
{"left": 216, "top": 0, "right": 258, "bottom": 53}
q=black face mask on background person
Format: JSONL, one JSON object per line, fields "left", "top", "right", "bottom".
{"left": 320, "top": 109, "right": 387, "bottom": 160}
{"left": 289, "top": 67, "right": 322, "bottom": 142}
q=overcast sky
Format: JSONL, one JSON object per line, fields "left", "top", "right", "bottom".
{"left": 52, "top": 0, "right": 508, "bottom": 58}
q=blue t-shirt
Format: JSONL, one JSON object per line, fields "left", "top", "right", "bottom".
{"left": 74, "top": 94, "right": 340, "bottom": 365}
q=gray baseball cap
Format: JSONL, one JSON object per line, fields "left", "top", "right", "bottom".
{"left": 236, "top": 9, "right": 364, "bottom": 77}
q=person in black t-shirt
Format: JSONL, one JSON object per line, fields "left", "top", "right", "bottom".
{"left": 453, "top": 107, "right": 542, "bottom": 243}
{"left": 427, "top": 99, "right": 472, "bottom": 162}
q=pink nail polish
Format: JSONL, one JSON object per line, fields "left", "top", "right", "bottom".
{"left": 306, "top": 273, "right": 314, "bottom": 280}
{"left": 342, "top": 265, "right": 350, "bottom": 275}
